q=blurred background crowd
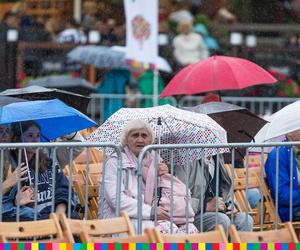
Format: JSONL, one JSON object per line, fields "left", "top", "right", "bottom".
{"left": 1, "top": 0, "right": 300, "bottom": 99}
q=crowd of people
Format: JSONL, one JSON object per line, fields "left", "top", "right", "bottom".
{"left": 1, "top": 0, "right": 300, "bottom": 241}
{"left": 1, "top": 108, "right": 300, "bottom": 240}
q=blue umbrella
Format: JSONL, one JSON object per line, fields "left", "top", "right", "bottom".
{"left": 0, "top": 99, "right": 97, "bottom": 141}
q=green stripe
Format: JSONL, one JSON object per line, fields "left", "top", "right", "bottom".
{"left": 80, "top": 243, "right": 87, "bottom": 250}
{"left": 18, "top": 243, "right": 25, "bottom": 250}
{"left": 253, "top": 243, "right": 260, "bottom": 250}
{"left": 185, "top": 243, "right": 191, "bottom": 250}
{"left": 142, "top": 244, "right": 150, "bottom": 250}
{"left": 115, "top": 243, "right": 122, "bottom": 250}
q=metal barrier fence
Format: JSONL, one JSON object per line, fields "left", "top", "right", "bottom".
{"left": 2, "top": 141, "right": 300, "bottom": 236}
{"left": 137, "top": 142, "right": 300, "bottom": 234}
{"left": 88, "top": 94, "right": 300, "bottom": 122}
{"left": 89, "top": 93, "right": 177, "bottom": 123}
{"left": 0, "top": 142, "right": 122, "bottom": 222}
{"left": 178, "top": 96, "right": 300, "bottom": 116}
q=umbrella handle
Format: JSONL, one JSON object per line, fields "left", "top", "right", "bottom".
{"left": 23, "top": 148, "right": 33, "bottom": 186}
{"left": 157, "top": 186, "right": 162, "bottom": 206}
{"left": 238, "top": 129, "right": 255, "bottom": 142}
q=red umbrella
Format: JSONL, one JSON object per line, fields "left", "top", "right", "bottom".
{"left": 160, "top": 56, "right": 277, "bottom": 97}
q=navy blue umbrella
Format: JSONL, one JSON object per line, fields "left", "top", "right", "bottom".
{"left": 0, "top": 99, "right": 97, "bottom": 141}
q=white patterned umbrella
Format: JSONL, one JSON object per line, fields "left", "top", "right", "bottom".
{"left": 88, "top": 105, "right": 228, "bottom": 165}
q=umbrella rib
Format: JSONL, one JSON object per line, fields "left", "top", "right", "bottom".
{"left": 225, "top": 59, "right": 263, "bottom": 87}
{"left": 162, "top": 119, "right": 180, "bottom": 144}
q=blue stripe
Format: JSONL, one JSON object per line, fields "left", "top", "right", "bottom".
{"left": 170, "top": 243, "right": 177, "bottom": 250}
{"left": 74, "top": 243, "right": 81, "bottom": 250}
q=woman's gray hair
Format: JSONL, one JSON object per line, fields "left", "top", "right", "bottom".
{"left": 121, "top": 119, "right": 154, "bottom": 146}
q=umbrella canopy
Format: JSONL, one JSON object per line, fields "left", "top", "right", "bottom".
{"left": 0, "top": 99, "right": 97, "bottom": 141}
{"left": 27, "top": 75, "right": 96, "bottom": 96}
{"left": 255, "top": 100, "right": 300, "bottom": 142}
{"left": 0, "top": 96, "right": 27, "bottom": 106}
{"left": 0, "top": 86, "right": 90, "bottom": 114}
{"left": 88, "top": 104, "right": 228, "bottom": 165}
{"left": 184, "top": 102, "right": 267, "bottom": 161}
{"left": 67, "top": 45, "right": 172, "bottom": 73}
{"left": 160, "top": 55, "right": 277, "bottom": 97}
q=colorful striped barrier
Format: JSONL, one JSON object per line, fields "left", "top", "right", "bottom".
{"left": 0, "top": 243, "right": 298, "bottom": 250}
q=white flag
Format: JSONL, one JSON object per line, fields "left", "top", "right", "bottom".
{"left": 124, "top": 0, "right": 158, "bottom": 67}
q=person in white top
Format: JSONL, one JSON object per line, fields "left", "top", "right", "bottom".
{"left": 173, "top": 20, "right": 209, "bottom": 66}
{"left": 57, "top": 19, "right": 87, "bottom": 44}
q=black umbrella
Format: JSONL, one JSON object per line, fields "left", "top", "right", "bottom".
{"left": 27, "top": 75, "right": 96, "bottom": 96}
{"left": 0, "top": 86, "right": 90, "bottom": 114}
{"left": 184, "top": 102, "right": 268, "bottom": 162}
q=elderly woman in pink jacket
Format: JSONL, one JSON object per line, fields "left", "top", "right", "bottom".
{"left": 100, "top": 119, "right": 198, "bottom": 234}
{"left": 99, "top": 119, "right": 169, "bottom": 232}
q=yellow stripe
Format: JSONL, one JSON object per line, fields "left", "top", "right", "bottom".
{"left": 32, "top": 243, "right": 39, "bottom": 250}
{"left": 157, "top": 243, "right": 164, "bottom": 250}
{"left": 199, "top": 243, "right": 205, "bottom": 250}
{"left": 268, "top": 243, "right": 274, "bottom": 250}
{"left": 60, "top": 243, "right": 66, "bottom": 250}
{"left": 129, "top": 243, "right": 136, "bottom": 250}
{"left": 240, "top": 243, "right": 247, "bottom": 250}
{"left": 226, "top": 243, "right": 233, "bottom": 250}
{"left": 87, "top": 243, "right": 94, "bottom": 250}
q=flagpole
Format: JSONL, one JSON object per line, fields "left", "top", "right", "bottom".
{"left": 153, "top": 68, "right": 159, "bottom": 106}
{"left": 73, "top": 0, "right": 82, "bottom": 23}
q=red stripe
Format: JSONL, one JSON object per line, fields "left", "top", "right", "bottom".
{"left": 11, "top": 243, "right": 18, "bottom": 250}
{"left": 122, "top": 243, "right": 129, "bottom": 250}
{"left": 233, "top": 243, "right": 240, "bottom": 250}
{"left": 212, "top": 243, "right": 219, "bottom": 250}
{"left": 108, "top": 243, "right": 115, "bottom": 250}
{"left": 45, "top": 243, "right": 52, "bottom": 250}
{"left": 178, "top": 243, "right": 184, "bottom": 250}
{"left": 289, "top": 243, "right": 296, "bottom": 250}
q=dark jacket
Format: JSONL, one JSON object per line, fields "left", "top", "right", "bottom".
{"left": 6, "top": 153, "right": 78, "bottom": 219}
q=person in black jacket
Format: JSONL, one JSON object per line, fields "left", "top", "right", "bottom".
{"left": 3, "top": 121, "right": 80, "bottom": 220}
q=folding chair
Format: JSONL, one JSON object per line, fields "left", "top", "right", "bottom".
{"left": 158, "top": 225, "right": 228, "bottom": 243}
{"left": 0, "top": 213, "right": 66, "bottom": 242}
{"left": 59, "top": 211, "right": 135, "bottom": 242}
{"left": 83, "top": 228, "right": 161, "bottom": 243}
{"left": 229, "top": 222, "right": 298, "bottom": 242}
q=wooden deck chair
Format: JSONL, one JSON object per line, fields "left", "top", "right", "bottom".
{"left": 287, "top": 221, "right": 300, "bottom": 240}
{"left": 80, "top": 128, "right": 97, "bottom": 139}
{"left": 0, "top": 213, "right": 66, "bottom": 242}
{"left": 75, "top": 162, "right": 102, "bottom": 185}
{"left": 73, "top": 162, "right": 103, "bottom": 174}
{"left": 234, "top": 167, "right": 263, "bottom": 179}
{"left": 73, "top": 179, "right": 99, "bottom": 219}
{"left": 74, "top": 148, "right": 103, "bottom": 165}
{"left": 229, "top": 222, "right": 298, "bottom": 242}
{"left": 159, "top": 225, "right": 227, "bottom": 243}
{"left": 245, "top": 153, "right": 268, "bottom": 169}
{"left": 59, "top": 211, "right": 135, "bottom": 242}
{"left": 82, "top": 228, "right": 162, "bottom": 243}
{"left": 224, "top": 165, "right": 262, "bottom": 179}
{"left": 233, "top": 176, "right": 278, "bottom": 228}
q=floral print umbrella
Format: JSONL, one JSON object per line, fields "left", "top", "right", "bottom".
{"left": 88, "top": 105, "right": 228, "bottom": 165}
